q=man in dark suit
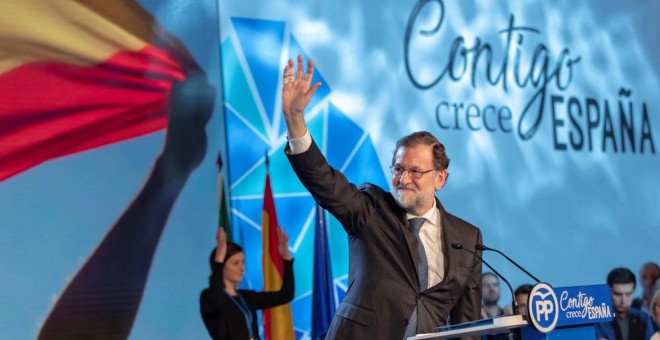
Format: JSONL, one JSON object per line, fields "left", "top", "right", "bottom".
{"left": 595, "top": 267, "right": 656, "bottom": 340}
{"left": 281, "top": 55, "right": 482, "bottom": 339}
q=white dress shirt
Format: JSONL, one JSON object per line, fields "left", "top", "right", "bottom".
{"left": 407, "top": 201, "right": 445, "bottom": 288}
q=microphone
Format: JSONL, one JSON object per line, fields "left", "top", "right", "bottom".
{"left": 475, "top": 244, "right": 541, "bottom": 283}
{"left": 451, "top": 243, "right": 518, "bottom": 316}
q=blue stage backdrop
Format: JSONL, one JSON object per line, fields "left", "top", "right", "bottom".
{"left": 218, "top": 0, "right": 659, "bottom": 338}
{"left": 0, "top": 0, "right": 657, "bottom": 339}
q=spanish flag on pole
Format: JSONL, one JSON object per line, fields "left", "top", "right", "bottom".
{"left": 0, "top": 0, "right": 198, "bottom": 181}
{"left": 262, "top": 156, "right": 295, "bottom": 339}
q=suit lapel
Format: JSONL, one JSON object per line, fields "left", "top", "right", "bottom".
{"left": 441, "top": 207, "right": 455, "bottom": 286}
{"left": 399, "top": 211, "right": 422, "bottom": 290}
{"left": 429, "top": 199, "right": 455, "bottom": 290}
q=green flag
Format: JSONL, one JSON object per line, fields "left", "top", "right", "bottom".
{"left": 217, "top": 152, "right": 232, "bottom": 240}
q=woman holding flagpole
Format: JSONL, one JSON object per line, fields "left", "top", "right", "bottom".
{"left": 200, "top": 227, "right": 295, "bottom": 340}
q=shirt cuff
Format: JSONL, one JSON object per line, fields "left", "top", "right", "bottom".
{"left": 287, "top": 130, "right": 312, "bottom": 154}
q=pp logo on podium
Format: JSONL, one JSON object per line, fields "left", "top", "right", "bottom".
{"left": 528, "top": 283, "right": 559, "bottom": 333}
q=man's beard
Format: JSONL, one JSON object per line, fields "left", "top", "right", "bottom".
{"left": 483, "top": 296, "right": 500, "bottom": 305}
{"left": 394, "top": 185, "right": 425, "bottom": 212}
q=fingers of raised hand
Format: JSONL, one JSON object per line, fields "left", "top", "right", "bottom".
{"left": 283, "top": 63, "right": 295, "bottom": 85}
{"left": 216, "top": 227, "right": 227, "bottom": 243}
{"left": 284, "top": 55, "right": 314, "bottom": 84}
{"left": 297, "top": 56, "right": 315, "bottom": 82}
{"left": 296, "top": 55, "right": 305, "bottom": 79}
{"left": 278, "top": 226, "right": 288, "bottom": 240}
{"left": 305, "top": 59, "right": 315, "bottom": 82}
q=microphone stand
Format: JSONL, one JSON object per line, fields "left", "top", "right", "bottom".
{"left": 475, "top": 244, "right": 541, "bottom": 283}
{"left": 451, "top": 243, "right": 521, "bottom": 340}
{"left": 451, "top": 243, "right": 519, "bottom": 315}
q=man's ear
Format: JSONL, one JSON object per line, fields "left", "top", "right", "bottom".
{"left": 435, "top": 170, "right": 448, "bottom": 191}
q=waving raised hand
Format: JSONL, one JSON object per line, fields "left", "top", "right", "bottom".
{"left": 281, "top": 54, "right": 322, "bottom": 139}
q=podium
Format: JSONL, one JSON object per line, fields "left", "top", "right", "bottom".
{"left": 409, "top": 314, "right": 527, "bottom": 339}
{"left": 409, "top": 284, "right": 613, "bottom": 340}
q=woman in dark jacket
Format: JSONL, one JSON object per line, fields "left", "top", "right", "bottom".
{"left": 200, "top": 227, "right": 294, "bottom": 340}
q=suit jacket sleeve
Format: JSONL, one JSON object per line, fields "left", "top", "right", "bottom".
{"left": 199, "top": 261, "right": 231, "bottom": 338}
{"left": 285, "top": 139, "right": 374, "bottom": 235}
{"left": 249, "top": 259, "right": 295, "bottom": 309}
{"left": 200, "top": 262, "right": 230, "bottom": 312}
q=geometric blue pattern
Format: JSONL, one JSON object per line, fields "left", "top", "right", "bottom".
{"left": 222, "top": 18, "right": 388, "bottom": 338}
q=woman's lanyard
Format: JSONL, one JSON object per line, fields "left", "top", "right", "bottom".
{"left": 225, "top": 290, "right": 255, "bottom": 340}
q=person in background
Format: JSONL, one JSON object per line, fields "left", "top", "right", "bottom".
{"left": 595, "top": 267, "right": 655, "bottom": 340}
{"left": 200, "top": 227, "right": 294, "bottom": 340}
{"left": 281, "top": 55, "right": 483, "bottom": 340}
{"left": 483, "top": 282, "right": 532, "bottom": 340}
{"left": 481, "top": 272, "right": 504, "bottom": 319}
{"left": 503, "top": 284, "right": 533, "bottom": 318}
{"left": 633, "top": 262, "right": 660, "bottom": 314}
{"left": 650, "top": 286, "right": 660, "bottom": 340}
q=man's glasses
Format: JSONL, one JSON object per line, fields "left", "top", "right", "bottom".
{"left": 389, "top": 165, "right": 437, "bottom": 179}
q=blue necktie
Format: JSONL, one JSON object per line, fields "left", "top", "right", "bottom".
{"left": 404, "top": 217, "right": 428, "bottom": 339}
{"left": 410, "top": 217, "right": 428, "bottom": 290}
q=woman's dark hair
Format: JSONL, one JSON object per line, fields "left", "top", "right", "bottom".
{"left": 209, "top": 242, "right": 244, "bottom": 266}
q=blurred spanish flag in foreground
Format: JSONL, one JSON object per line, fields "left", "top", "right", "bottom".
{"left": 0, "top": 0, "right": 199, "bottom": 181}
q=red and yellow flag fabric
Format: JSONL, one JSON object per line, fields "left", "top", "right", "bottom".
{"left": 0, "top": 0, "right": 199, "bottom": 181}
{"left": 261, "top": 172, "right": 295, "bottom": 340}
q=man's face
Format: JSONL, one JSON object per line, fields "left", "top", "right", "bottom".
{"left": 640, "top": 264, "right": 660, "bottom": 294}
{"left": 482, "top": 274, "right": 501, "bottom": 304}
{"left": 610, "top": 282, "right": 635, "bottom": 316}
{"left": 392, "top": 144, "right": 446, "bottom": 216}
{"left": 516, "top": 293, "right": 530, "bottom": 316}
